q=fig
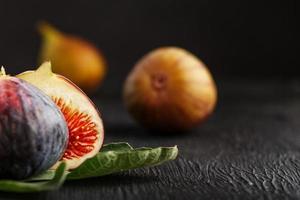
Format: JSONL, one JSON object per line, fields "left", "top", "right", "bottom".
{"left": 17, "top": 62, "right": 104, "bottom": 169}
{"left": 38, "top": 22, "right": 106, "bottom": 92}
{"left": 0, "top": 68, "right": 68, "bottom": 180}
{"left": 123, "top": 47, "right": 217, "bottom": 132}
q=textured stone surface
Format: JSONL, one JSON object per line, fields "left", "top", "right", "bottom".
{"left": 1, "top": 80, "right": 300, "bottom": 199}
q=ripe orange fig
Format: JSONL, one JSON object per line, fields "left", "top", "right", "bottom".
{"left": 38, "top": 22, "right": 106, "bottom": 92}
{"left": 17, "top": 62, "right": 104, "bottom": 169}
{"left": 123, "top": 47, "right": 217, "bottom": 132}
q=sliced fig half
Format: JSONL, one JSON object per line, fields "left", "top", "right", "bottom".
{"left": 17, "top": 62, "right": 104, "bottom": 170}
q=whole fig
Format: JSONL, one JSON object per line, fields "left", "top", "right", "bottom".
{"left": 123, "top": 47, "right": 217, "bottom": 132}
{"left": 0, "top": 68, "right": 68, "bottom": 180}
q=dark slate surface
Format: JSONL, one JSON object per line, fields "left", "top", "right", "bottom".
{"left": 1, "top": 80, "right": 300, "bottom": 200}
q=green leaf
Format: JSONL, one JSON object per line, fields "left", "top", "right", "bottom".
{"left": 14, "top": 143, "right": 179, "bottom": 183}
{"left": 0, "top": 162, "right": 67, "bottom": 193}
{"left": 101, "top": 142, "right": 134, "bottom": 152}
{"left": 28, "top": 143, "right": 136, "bottom": 181}
{"left": 27, "top": 169, "right": 61, "bottom": 182}
{"left": 67, "top": 143, "right": 178, "bottom": 180}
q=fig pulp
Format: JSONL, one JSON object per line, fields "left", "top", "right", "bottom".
{"left": 0, "top": 68, "right": 68, "bottom": 180}
{"left": 17, "top": 62, "right": 104, "bottom": 169}
{"left": 38, "top": 22, "right": 106, "bottom": 92}
{"left": 123, "top": 47, "right": 217, "bottom": 132}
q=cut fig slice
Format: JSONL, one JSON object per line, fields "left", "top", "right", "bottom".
{"left": 17, "top": 62, "right": 104, "bottom": 170}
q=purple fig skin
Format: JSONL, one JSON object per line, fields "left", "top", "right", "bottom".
{"left": 0, "top": 76, "right": 68, "bottom": 180}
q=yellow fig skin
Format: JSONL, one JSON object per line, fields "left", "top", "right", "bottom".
{"left": 123, "top": 47, "right": 217, "bottom": 132}
{"left": 38, "top": 22, "right": 106, "bottom": 93}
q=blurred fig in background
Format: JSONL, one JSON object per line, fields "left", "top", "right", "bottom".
{"left": 38, "top": 22, "right": 106, "bottom": 93}
{"left": 123, "top": 47, "right": 217, "bottom": 132}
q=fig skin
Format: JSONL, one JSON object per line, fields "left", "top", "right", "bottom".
{"left": 17, "top": 62, "right": 104, "bottom": 170}
{"left": 0, "top": 70, "right": 68, "bottom": 180}
{"left": 123, "top": 47, "right": 217, "bottom": 132}
{"left": 38, "top": 22, "right": 106, "bottom": 93}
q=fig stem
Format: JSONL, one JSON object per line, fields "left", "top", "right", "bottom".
{"left": 0, "top": 66, "right": 6, "bottom": 76}
{"left": 37, "top": 21, "right": 61, "bottom": 40}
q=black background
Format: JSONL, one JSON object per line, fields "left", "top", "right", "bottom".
{"left": 0, "top": 1, "right": 300, "bottom": 199}
{"left": 0, "top": 0, "right": 297, "bottom": 94}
